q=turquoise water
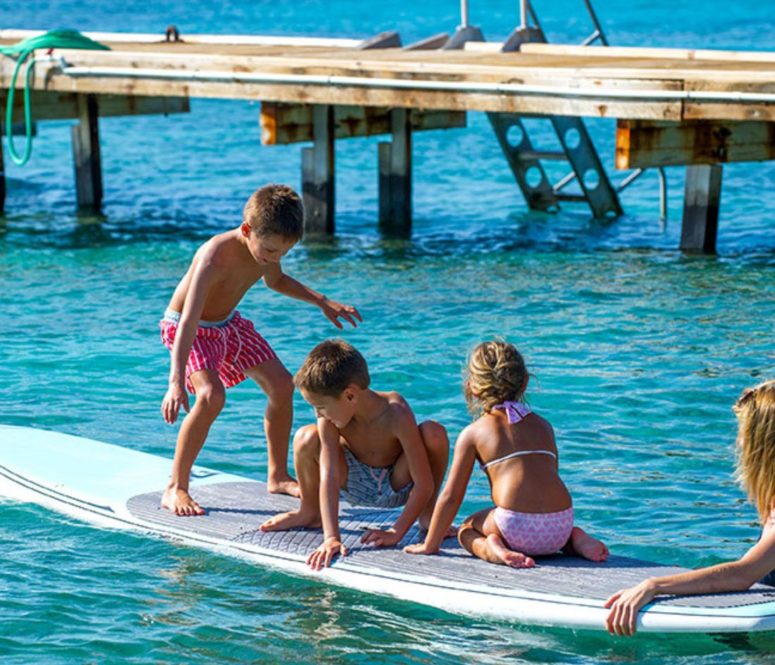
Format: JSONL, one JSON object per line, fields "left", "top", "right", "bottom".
{"left": 2, "top": 1, "right": 775, "bottom": 662}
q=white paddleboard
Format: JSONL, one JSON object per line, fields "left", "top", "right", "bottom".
{"left": 2, "top": 425, "right": 774, "bottom": 633}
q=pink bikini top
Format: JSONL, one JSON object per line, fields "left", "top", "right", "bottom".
{"left": 479, "top": 400, "right": 557, "bottom": 470}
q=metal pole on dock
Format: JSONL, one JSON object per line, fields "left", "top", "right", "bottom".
{"left": 519, "top": 1, "right": 530, "bottom": 30}
{"left": 70, "top": 94, "right": 103, "bottom": 211}
{"left": 444, "top": 0, "right": 483, "bottom": 49}
{"left": 460, "top": 1, "right": 469, "bottom": 28}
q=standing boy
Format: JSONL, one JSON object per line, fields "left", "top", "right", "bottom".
{"left": 160, "top": 185, "right": 361, "bottom": 516}
{"left": 260, "top": 339, "right": 451, "bottom": 570}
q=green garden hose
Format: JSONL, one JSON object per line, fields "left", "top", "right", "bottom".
{"left": 1, "top": 30, "right": 109, "bottom": 165}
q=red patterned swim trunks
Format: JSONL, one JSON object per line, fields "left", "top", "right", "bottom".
{"left": 160, "top": 309, "right": 277, "bottom": 393}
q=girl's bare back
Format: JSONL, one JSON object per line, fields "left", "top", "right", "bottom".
{"left": 473, "top": 409, "right": 572, "bottom": 513}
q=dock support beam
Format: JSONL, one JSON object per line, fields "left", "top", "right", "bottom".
{"left": 680, "top": 164, "right": 723, "bottom": 254}
{"left": 378, "top": 108, "right": 412, "bottom": 235}
{"left": 71, "top": 95, "right": 103, "bottom": 212}
{"left": 302, "top": 105, "right": 335, "bottom": 235}
{"left": 0, "top": 132, "right": 5, "bottom": 214}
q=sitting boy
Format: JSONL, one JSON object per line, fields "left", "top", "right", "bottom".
{"left": 260, "top": 339, "right": 450, "bottom": 570}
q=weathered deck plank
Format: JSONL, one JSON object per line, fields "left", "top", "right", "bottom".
{"left": 0, "top": 34, "right": 771, "bottom": 122}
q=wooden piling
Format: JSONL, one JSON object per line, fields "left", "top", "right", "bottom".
{"left": 301, "top": 104, "right": 335, "bottom": 235}
{"left": 378, "top": 108, "right": 412, "bottom": 235}
{"left": 70, "top": 94, "right": 103, "bottom": 211}
{"left": 680, "top": 164, "right": 723, "bottom": 254}
{"left": 0, "top": 131, "right": 5, "bottom": 214}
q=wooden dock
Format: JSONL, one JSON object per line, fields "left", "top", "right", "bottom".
{"left": 1, "top": 29, "right": 773, "bottom": 252}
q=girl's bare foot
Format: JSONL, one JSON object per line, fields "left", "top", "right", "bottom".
{"left": 486, "top": 533, "right": 535, "bottom": 568}
{"left": 260, "top": 510, "right": 321, "bottom": 532}
{"left": 161, "top": 488, "right": 206, "bottom": 516}
{"left": 568, "top": 527, "right": 609, "bottom": 562}
{"left": 267, "top": 475, "right": 301, "bottom": 498}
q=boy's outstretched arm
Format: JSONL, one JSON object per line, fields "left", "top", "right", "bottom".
{"left": 361, "top": 409, "right": 434, "bottom": 548}
{"left": 405, "top": 429, "right": 476, "bottom": 555}
{"left": 262, "top": 263, "right": 362, "bottom": 329}
{"left": 161, "top": 255, "right": 216, "bottom": 424}
{"left": 306, "top": 418, "right": 347, "bottom": 570}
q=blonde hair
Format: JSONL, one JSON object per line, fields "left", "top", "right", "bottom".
{"left": 464, "top": 340, "right": 528, "bottom": 415}
{"left": 294, "top": 339, "right": 370, "bottom": 397}
{"left": 734, "top": 380, "right": 775, "bottom": 524}
{"left": 243, "top": 184, "right": 304, "bottom": 240}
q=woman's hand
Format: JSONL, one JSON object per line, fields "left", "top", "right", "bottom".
{"left": 604, "top": 580, "right": 656, "bottom": 636}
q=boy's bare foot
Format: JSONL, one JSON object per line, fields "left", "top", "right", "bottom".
{"left": 267, "top": 476, "right": 301, "bottom": 498}
{"left": 260, "top": 510, "right": 321, "bottom": 532}
{"left": 487, "top": 533, "right": 535, "bottom": 568}
{"left": 568, "top": 526, "right": 609, "bottom": 562}
{"left": 161, "top": 488, "right": 206, "bottom": 516}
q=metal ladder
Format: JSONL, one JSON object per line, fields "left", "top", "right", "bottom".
{"left": 451, "top": 1, "right": 666, "bottom": 220}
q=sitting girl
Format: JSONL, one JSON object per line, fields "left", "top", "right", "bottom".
{"left": 405, "top": 340, "right": 607, "bottom": 568}
{"left": 605, "top": 379, "right": 775, "bottom": 636}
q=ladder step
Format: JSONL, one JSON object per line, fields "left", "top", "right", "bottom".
{"left": 518, "top": 150, "right": 567, "bottom": 161}
{"left": 555, "top": 193, "right": 587, "bottom": 202}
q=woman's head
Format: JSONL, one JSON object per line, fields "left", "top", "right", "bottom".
{"left": 734, "top": 380, "right": 775, "bottom": 524}
{"left": 464, "top": 340, "right": 529, "bottom": 415}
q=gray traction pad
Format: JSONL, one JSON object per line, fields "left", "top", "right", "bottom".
{"left": 127, "top": 481, "right": 775, "bottom": 610}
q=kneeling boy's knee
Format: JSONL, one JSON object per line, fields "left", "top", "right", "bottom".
{"left": 293, "top": 424, "right": 320, "bottom": 457}
{"left": 420, "top": 420, "right": 449, "bottom": 451}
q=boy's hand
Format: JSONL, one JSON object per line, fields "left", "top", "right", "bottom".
{"left": 319, "top": 298, "right": 362, "bottom": 330}
{"left": 361, "top": 528, "right": 402, "bottom": 548}
{"left": 162, "top": 381, "right": 190, "bottom": 424}
{"left": 307, "top": 537, "right": 347, "bottom": 571}
{"left": 404, "top": 542, "right": 439, "bottom": 556}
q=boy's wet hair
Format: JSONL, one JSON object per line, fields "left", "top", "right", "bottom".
{"left": 295, "top": 339, "right": 370, "bottom": 397}
{"left": 464, "top": 340, "right": 528, "bottom": 415}
{"left": 734, "top": 379, "right": 775, "bottom": 524}
{"left": 243, "top": 184, "right": 304, "bottom": 241}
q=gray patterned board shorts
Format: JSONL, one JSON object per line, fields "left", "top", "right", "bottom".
{"left": 340, "top": 447, "right": 413, "bottom": 509}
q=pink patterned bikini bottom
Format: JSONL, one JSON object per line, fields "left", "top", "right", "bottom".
{"left": 493, "top": 506, "right": 574, "bottom": 556}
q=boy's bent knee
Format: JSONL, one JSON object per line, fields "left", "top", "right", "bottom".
{"left": 195, "top": 384, "right": 226, "bottom": 415}
{"left": 293, "top": 424, "right": 320, "bottom": 456}
{"left": 419, "top": 420, "right": 449, "bottom": 450}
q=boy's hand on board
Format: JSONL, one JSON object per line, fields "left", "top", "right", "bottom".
{"left": 319, "top": 298, "right": 362, "bottom": 330}
{"left": 161, "top": 382, "right": 190, "bottom": 424}
{"left": 361, "top": 528, "right": 402, "bottom": 548}
{"left": 307, "top": 537, "right": 347, "bottom": 571}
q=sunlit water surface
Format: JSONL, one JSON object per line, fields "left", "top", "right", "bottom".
{"left": 1, "top": 1, "right": 774, "bottom": 662}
